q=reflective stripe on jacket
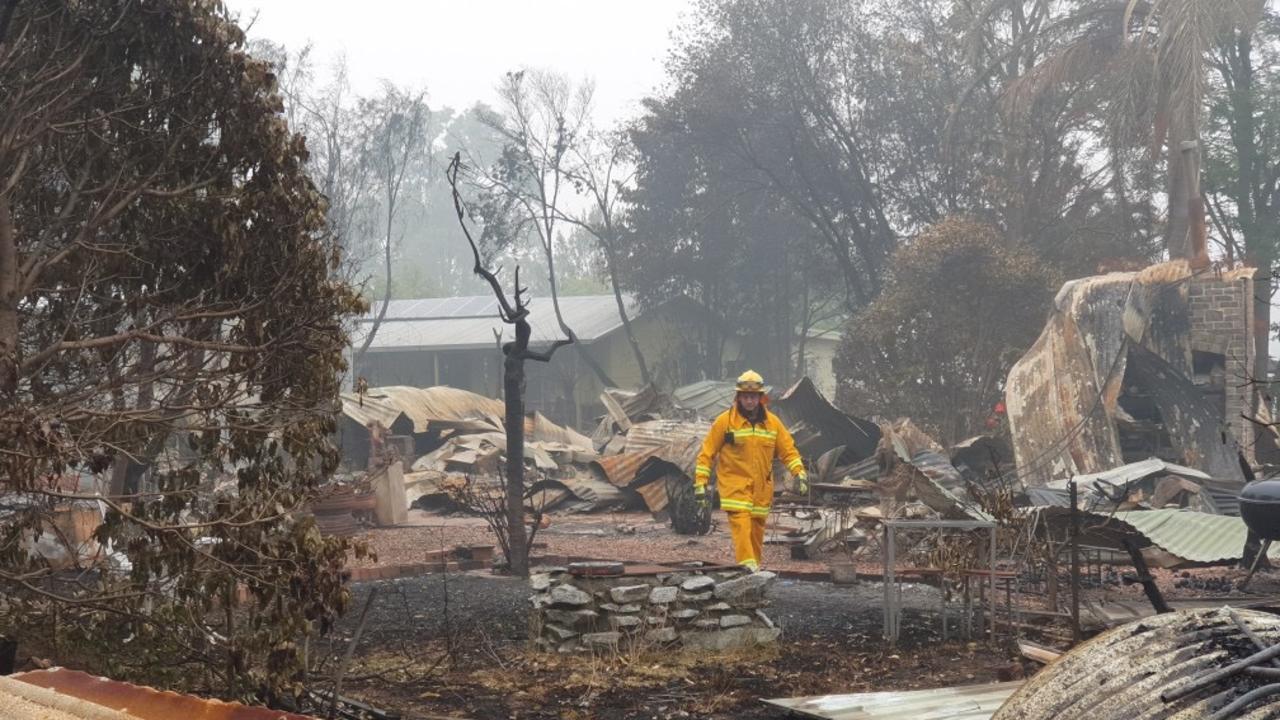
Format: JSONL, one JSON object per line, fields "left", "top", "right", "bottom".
{"left": 694, "top": 405, "right": 806, "bottom": 496}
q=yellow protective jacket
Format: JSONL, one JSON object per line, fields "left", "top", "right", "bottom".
{"left": 695, "top": 404, "right": 805, "bottom": 516}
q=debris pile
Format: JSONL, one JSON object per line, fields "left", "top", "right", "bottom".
{"left": 1006, "top": 261, "right": 1258, "bottom": 486}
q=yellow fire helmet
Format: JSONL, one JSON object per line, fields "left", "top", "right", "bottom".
{"left": 735, "top": 370, "right": 765, "bottom": 393}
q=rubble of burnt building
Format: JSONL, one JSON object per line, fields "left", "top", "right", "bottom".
{"left": 1006, "top": 260, "right": 1269, "bottom": 487}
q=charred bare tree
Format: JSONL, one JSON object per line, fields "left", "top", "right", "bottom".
{"left": 446, "top": 152, "right": 572, "bottom": 577}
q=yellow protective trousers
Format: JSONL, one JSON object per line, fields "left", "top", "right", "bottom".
{"left": 726, "top": 512, "right": 770, "bottom": 570}
{"left": 722, "top": 467, "right": 774, "bottom": 569}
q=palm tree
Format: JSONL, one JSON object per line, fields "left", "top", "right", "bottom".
{"left": 999, "top": 0, "right": 1266, "bottom": 260}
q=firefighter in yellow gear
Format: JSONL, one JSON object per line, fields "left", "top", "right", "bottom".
{"left": 694, "top": 370, "right": 807, "bottom": 571}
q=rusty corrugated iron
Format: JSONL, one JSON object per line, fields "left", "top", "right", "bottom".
{"left": 631, "top": 478, "right": 671, "bottom": 513}
{"left": 593, "top": 448, "right": 666, "bottom": 488}
{"left": 527, "top": 467, "right": 629, "bottom": 512}
{"left": 624, "top": 419, "right": 709, "bottom": 454}
{"left": 10, "top": 668, "right": 315, "bottom": 720}
{"left": 527, "top": 412, "right": 594, "bottom": 452}
{"left": 0, "top": 675, "right": 133, "bottom": 720}
{"left": 671, "top": 380, "right": 741, "bottom": 418}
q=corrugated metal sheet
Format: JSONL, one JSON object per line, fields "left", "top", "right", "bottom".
{"left": 0, "top": 675, "right": 133, "bottom": 720}
{"left": 1204, "top": 483, "right": 1241, "bottom": 516}
{"left": 1025, "top": 487, "right": 1070, "bottom": 507}
{"left": 624, "top": 419, "right": 709, "bottom": 454}
{"left": 1035, "top": 507, "right": 1280, "bottom": 565}
{"left": 361, "top": 385, "right": 504, "bottom": 433}
{"left": 632, "top": 478, "right": 671, "bottom": 513}
{"left": 762, "top": 681, "right": 1023, "bottom": 719}
{"left": 1110, "top": 509, "right": 1280, "bottom": 564}
{"left": 353, "top": 294, "right": 641, "bottom": 351}
{"left": 10, "top": 668, "right": 316, "bottom": 720}
{"left": 1051, "top": 457, "right": 1212, "bottom": 489}
{"left": 1036, "top": 459, "right": 1237, "bottom": 515}
{"left": 594, "top": 448, "right": 669, "bottom": 488}
{"left": 338, "top": 392, "right": 408, "bottom": 430}
{"left": 527, "top": 470, "right": 629, "bottom": 512}
{"left": 603, "top": 384, "right": 665, "bottom": 420}
{"left": 528, "top": 412, "right": 594, "bottom": 452}
{"left": 672, "top": 380, "right": 741, "bottom": 418}
{"left": 994, "top": 608, "right": 1280, "bottom": 719}
{"left": 773, "top": 377, "right": 881, "bottom": 464}
{"left": 594, "top": 436, "right": 700, "bottom": 485}
{"left": 898, "top": 450, "right": 993, "bottom": 522}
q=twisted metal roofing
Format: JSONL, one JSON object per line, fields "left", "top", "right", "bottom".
{"left": 994, "top": 607, "right": 1280, "bottom": 719}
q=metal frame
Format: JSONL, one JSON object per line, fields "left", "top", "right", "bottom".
{"left": 882, "top": 519, "right": 998, "bottom": 643}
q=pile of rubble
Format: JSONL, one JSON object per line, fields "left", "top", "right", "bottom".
{"left": 331, "top": 380, "right": 1017, "bottom": 547}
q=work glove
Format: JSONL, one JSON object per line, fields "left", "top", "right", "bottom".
{"left": 693, "top": 483, "right": 709, "bottom": 511}
{"left": 796, "top": 475, "right": 809, "bottom": 495}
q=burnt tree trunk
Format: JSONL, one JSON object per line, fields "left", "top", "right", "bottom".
{"left": 503, "top": 332, "right": 529, "bottom": 577}
{"left": 448, "top": 153, "right": 573, "bottom": 579}
{"left": 0, "top": 194, "right": 17, "bottom": 397}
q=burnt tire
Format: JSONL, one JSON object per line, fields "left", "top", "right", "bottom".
{"left": 667, "top": 474, "right": 713, "bottom": 535}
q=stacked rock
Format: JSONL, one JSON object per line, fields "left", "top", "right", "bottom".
{"left": 528, "top": 565, "right": 781, "bottom": 653}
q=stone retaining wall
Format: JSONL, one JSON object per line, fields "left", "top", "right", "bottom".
{"left": 529, "top": 566, "right": 781, "bottom": 653}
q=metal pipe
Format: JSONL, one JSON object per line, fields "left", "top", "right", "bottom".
{"left": 1206, "top": 682, "right": 1280, "bottom": 720}
{"left": 1230, "top": 607, "right": 1280, "bottom": 668}
{"left": 1238, "top": 539, "right": 1272, "bottom": 592}
{"left": 1160, "top": 642, "right": 1280, "bottom": 703}
{"left": 1069, "top": 480, "right": 1081, "bottom": 643}
{"left": 887, "top": 525, "right": 897, "bottom": 643}
{"left": 989, "top": 525, "right": 997, "bottom": 641}
{"left": 882, "top": 523, "right": 890, "bottom": 641}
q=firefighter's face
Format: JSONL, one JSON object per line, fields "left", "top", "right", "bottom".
{"left": 738, "top": 392, "right": 761, "bottom": 412}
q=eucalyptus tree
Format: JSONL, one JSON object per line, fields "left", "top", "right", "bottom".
{"left": 0, "top": 0, "right": 364, "bottom": 698}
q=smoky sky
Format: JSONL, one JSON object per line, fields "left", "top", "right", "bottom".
{"left": 226, "top": 0, "right": 691, "bottom": 127}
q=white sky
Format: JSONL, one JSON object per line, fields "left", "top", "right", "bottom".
{"left": 225, "top": 0, "right": 693, "bottom": 128}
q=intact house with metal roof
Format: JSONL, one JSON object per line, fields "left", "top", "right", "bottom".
{"left": 348, "top": 294, "right": 750, "bottom": 428}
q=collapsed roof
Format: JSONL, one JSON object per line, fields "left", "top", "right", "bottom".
{"left": 1006, "top": 261, "right": 1252, "bottom": 487}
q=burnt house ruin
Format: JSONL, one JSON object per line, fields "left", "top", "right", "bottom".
{"left": 1006, "top": 261, "right": 1266, "bottom": 486}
